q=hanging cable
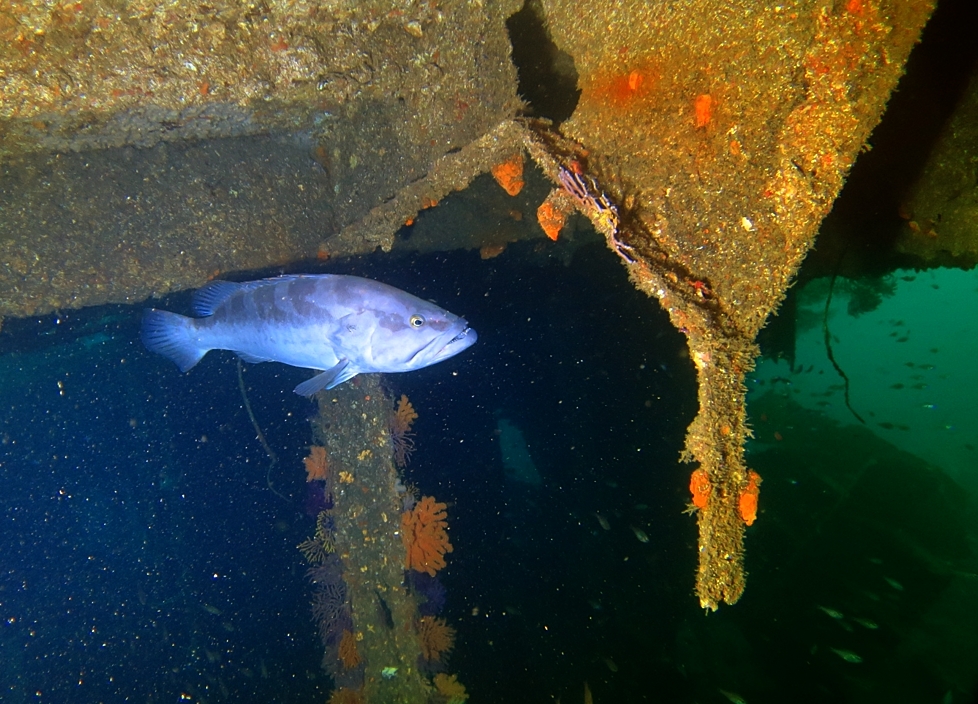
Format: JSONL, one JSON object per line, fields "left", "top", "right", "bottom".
{"left": 237, "top": 359, "right": 288, "bottom": 499}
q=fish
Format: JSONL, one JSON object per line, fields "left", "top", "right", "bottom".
{"left": 630, "top": 526, "right": 649, "bottom": 543}
{"left": 853, "top": 617, "right": 878, "bottom": 630}
{"left": 594, "top": 512, "right": 611, "bottom": 530}
{"left": 883, "top": 576, "right": 904, "bottom": 591}
{"left": 142, "top": 274, "right": 477, "bottom": 396}
{"left": 718, "top": 689, "right": 748, "bottom": 704}
{"left": 817, "top": 605, "right": 844, "bottom": 619}
{"left": 829, "top": 647, "right": 862, "bottom": 663}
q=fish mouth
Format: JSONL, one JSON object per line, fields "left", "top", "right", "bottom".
{"left": 447, "top": 326, "right": 474, "bottom": 345}
{"left": 402, "top": 323, "right": 476, "bottom": 368}
{"left": 433, "top": 325, "right": 476, "bottom": 358}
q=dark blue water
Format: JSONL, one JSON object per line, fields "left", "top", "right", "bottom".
{"left": 0, "top": 240, "right": 700, "bottom": 702}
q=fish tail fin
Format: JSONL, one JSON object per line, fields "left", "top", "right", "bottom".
{"left": 141, "top": 309, "right": 207, "bottom": 372}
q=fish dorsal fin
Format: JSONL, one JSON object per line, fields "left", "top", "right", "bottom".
{"left": 192, "top": 275, "right": 312, "bottom": 316}
{"left": 192, "top": 281, "right": 243, "bottom": 317}
{"left": 293, "top": 360, "right": 358, "bottom": 396}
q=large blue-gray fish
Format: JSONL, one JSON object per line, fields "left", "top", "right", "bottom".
{"left": 141, "top": 274, "right": 477, "bottom": 396}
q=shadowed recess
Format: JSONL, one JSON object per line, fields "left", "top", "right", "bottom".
{"left": 506, "top": 0, "right": 580, "bottom": 125}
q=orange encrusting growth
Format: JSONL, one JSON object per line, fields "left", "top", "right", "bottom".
{"left": 694, "top": 93, "right": 713, "bottom": 128}
{"left": 490, "top": 152, "right": 525, "bottom": 196}
{"left": 479, "top": 242, "right": 507, "bottom": 259}
{"left": 418, "top": 616, "right": 456, "bottom": 662}
{"left": 579, "top": 62, "right": 659, "bottom": 111}
{"left": 304, "top": 445, "right": 329, "bottom": 482}
{"left": 689, "top": 468, "right": 711, "bottom": 510}
{"left": 537, "top": 189, "right": 570, "bottom": 241}
{"left": 738, "top": 470, "right": 762, "bottom": 526}
{"left": 401, "top": 496, "right": 453, "bottom": 576}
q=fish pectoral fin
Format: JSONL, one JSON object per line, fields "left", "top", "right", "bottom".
{"left": 293, "top": 360, "right": 358, "bottom": 396}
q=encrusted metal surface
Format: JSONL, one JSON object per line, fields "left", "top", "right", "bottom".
{"left": 0, "top": 0, "right": 520, "bottom": 318}
{"left": 535, "top": 0, "right": 935, "bottom": 608}
{"left": 897, "top": 69, "right": 978, "bottom": 266}
{"left": 0, "top": 0, "right": 935, "bottom": 611}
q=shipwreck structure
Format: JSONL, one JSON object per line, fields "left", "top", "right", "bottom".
{"left": 1, "top": 0, "right": 935, "bottom": 619}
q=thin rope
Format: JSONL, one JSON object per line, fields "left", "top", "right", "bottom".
{"left": 237, "top": 359, "right": 288, "bottom": 500}
{"left": 822, "top": 252, "right": 865, "bottom": 425}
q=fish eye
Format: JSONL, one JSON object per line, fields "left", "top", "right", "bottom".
{"left": 409, "top": 315, "right": 425, "bottom": 328}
